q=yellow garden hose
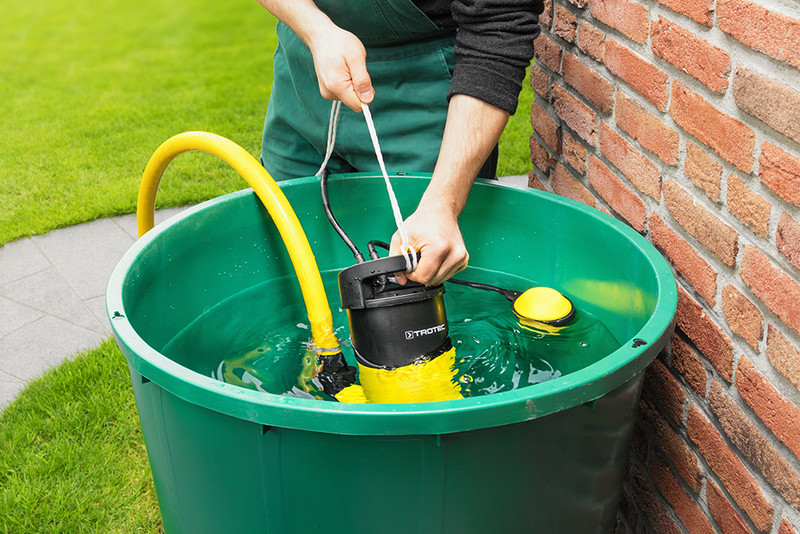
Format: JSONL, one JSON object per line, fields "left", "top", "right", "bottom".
{"left": 136, "top": 131, "right": 340, "bottom": 355}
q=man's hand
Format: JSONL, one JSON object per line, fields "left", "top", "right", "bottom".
{"left": 257, "top": 0, "right": 374, "bottom": 112}
{"left": 389, "top": 200, "right": 469, "bottom": 287}
{"left": 389, "top": 95, "right": 510, "bottom": 286}
{"left": 308, "top": 26, "right": 374, "bottom": 111}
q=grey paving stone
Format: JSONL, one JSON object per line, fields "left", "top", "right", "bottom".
{"left": 497, "top": 174, "right": 529, "bottom": 189}
{"left": 0, "top": 315, "right": 104, "bottom": 381}
{"left": 112, "top": 206, "right": 194, "bottom": 240}
{"left": 32, "top": 218, "right": 135, "bottom": 301}
{"left": 0, "top": 238, "right": 51, "bottom": 287}
{"left": 0, "top": 370, "right": 24, "bottom": 411}
{"left": 1, "top": 268, "right": 106, "bottom": 335}
{"left": 84, "top": 295, "right": 112, "bottom": 334}
{"left": 0, "top": 295, "right": 44, "bottom": 338}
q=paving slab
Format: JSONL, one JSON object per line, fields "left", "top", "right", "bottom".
{"left": 0, "top": 238, "right": 51, "bottom": 287}
{"left": 0, "top": 370, "right": 24, "bottom": 411}
{"left": 1, "top": 268, "right": 106, "bottom": 335}
{"left": 0, "top": 295, "right": 44, "bottom": 338}
{"left": 0, "top": 315, "right": 104, "bottom": 381}
{"left": 112, "top": 206, "right": 193, "bottom": 240}
{"left": 32, "top": 218, "right": 136, "bottom": 301}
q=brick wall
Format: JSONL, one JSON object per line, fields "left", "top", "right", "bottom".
{"left": 528, "top": 0, "right": 800, "bottom": 530}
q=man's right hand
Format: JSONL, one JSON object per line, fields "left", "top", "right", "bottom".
{"left": 258, "top": 0, "right": 374, "bottom": 112}
{"left": 308, "top": 26, "right": 375, "bottom": 112}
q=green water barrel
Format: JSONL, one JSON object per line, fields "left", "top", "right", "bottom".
{"left": 107, "top": 174, "right": 677, "bottom": 533}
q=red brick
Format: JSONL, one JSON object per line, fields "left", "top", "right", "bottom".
{"left": 709, "top": 380, "right": 800, "bottom": 510}
{"left": 672, "top": 334, "right": 708, "bottom": 396}
{"left": 562, "top": 131, "right": 587, "bottom": 175}
{"left": 656, "top": 0, "right": 714, "bottom": 26}
{"left": 534, "top": 33, "right": 562, "bottom": 72}
{"left": 670, "top": 81, "right": 756, "bottom": 172}
{"left": 676, "top": 287, "right": 735, "bottom": 381}
{"left": 639, "top": 399, "right": 702, "bottom": 490}
{"left": 687, "top": 405, "right": 774, "bottom": 531}
{"left": 541, "top": 0, "right": 553, "bottom": 29}
{"left": 650, "top": 454, "right": 715, "bottom": 534}
{"left": 727, "top": 175, "right": 771, "bottom": 237}
{"left": 530, "top": 135, "right": 555, "bottom": 174}
{"left": 587, "top": 156, "right": 646, "bottom": 230}
{"left": 590, "top": 0, "right": 649, "bottom": 43}
{"left": 650, "top": 213, "right": 717, "bottom": 305}
{"left": 554, "top": 5, "right": 577, "bottom": 42}
{"left": 552, "top": 162, "right": 596, "bottom": 206}
{"left": 528, "top": 171, "right": 546, "bottom": 190}
{"left": 605, "top": 40, "right": 670, "bottom": 111}
{"left": 767, "top": 325, "right": 800, "bottom": 393}
{"left": 706, "top": 483, "right": 751, "bottom": 534}
{"left": 663, "top": 180, "right": 739, "bottom": 268}
{"left": 552, "top": 84, "right": 597, "bottom": 145}
{"left": 600, "top": 123, "right": 660, "bottom": 199}
{"left": 737, "top": 356, "right": 800, "bottom": 461}
{"left": 532, "top": 101, "right": 562, "bottom": 153}
{"left": 722, "top": 285, "right": 762, "bottom": 350}
{"left": 630, "top": 417, "right": 649, "bottom": 461}
{"left": 628, "top": 463, "right": 683, "bottom": 534}
{"left": 759, "top": 143, "right": 800, "bottom": 208}
{"left": 651, "top": 16, "right": 730, "bottom": 93}
{"left": 718, "top": 0, "right": 800, "bottom": 70}
{"left": 644, "top": 358, "right": 686, "bottom": 424}
{"left": 578, "top": 22, "right": 605, "bottom": 62}
{"left": 778, "top": 213, "right": 800, "bottom": 272}
{"left": 563, "top": 53, "right": 614, "bottom": 113}
{"left": 685, "top": 142, "right": 722, "bottom": 202}
{"left": 780, "top": 519, "right": 798, "bottom": 534}
{"left": 734, "top": 68, "right": 800, "bottom": 146}
{"left": 616, "top": 91, "right": 679, "bottom": 165}
{"left": 741, "top": 245, "right": 800, "bottom": 336}
{"left": 531, "top": 64, "right": 550, "bottom": 99}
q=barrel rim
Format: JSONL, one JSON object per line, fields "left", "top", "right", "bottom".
{"left": 106, "top": 173, "right": 677, "bottom": 435}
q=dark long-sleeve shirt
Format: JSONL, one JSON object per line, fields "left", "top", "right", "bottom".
{"left": 413, "top": 0, "right": 543, "bottom": 114}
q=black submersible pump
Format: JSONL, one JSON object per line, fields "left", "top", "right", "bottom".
{"left": 338, "top": 249, "right": 451, "bottom": 370}
{"left": 321, "top": 170, "right": 452, "bottom": 371}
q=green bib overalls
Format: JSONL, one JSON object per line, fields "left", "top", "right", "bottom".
{"left": 260, "top": 0, "right": 458, "bottom": 180}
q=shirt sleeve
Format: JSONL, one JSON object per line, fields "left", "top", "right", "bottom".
{"left": 447, "top": 0, "right": 543, "bottom": 114}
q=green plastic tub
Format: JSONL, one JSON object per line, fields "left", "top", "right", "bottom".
{"left": 107, "top": 173, "right": 676, "bottom": 534}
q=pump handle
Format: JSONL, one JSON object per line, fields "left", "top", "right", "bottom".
{"left": 338, "top": 254, "right": 423, "bottom": 310}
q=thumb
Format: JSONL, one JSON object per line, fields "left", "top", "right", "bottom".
{"left": 348, "top": 59, "right": 374, "bottom": 104}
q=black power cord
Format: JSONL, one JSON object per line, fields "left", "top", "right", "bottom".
{"left": 320, "top": 169, "right": 365, "bottom": 263}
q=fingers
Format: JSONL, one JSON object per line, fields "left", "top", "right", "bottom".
{"left": 409, "top": 243, "right": 469, "bottom": 287}
{"left": 388, "top": 230, "right": 469, "bottom": 287}
{"left": 311, "top": 28, "right": 374, "bottom": 112}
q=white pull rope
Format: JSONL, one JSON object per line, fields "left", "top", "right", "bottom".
{"left": 359, "top": 103, "right": 417, "bottom": 272}
{"left": 315, "top": 100, "right": 342, "bottom": 177}
{"left": 316, "top": 100, "right": 417, "bottom": 272}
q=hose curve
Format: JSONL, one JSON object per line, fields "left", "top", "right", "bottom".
{"left": 136, "top": 131, "right": 340, "bottom": 353}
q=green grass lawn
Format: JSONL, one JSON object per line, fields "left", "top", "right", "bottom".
{"left": 0, "top": 0, "right": 275, "bottom": 244}
{"left": 0, "top": 0, "right": 532, "bottom": 245}
{"left": 1, "top": 1, "right": 533, "bottom": 530}
{"left": 0, "top": 340, "right": 160, "bottom": 533}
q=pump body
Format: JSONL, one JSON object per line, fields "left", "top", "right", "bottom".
{"left": 338, "top": 255, "right": 450, "bottom": 369}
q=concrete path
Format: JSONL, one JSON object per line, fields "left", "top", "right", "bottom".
{"left": 0, "top": 207, "right": 187, "bottom": 410}
{"left": 0, "top": 174, "right": 530, "bottom": 412}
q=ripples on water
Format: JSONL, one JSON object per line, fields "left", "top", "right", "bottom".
{"left": 162, "top": 271, "right": 621, "bottom": 401}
